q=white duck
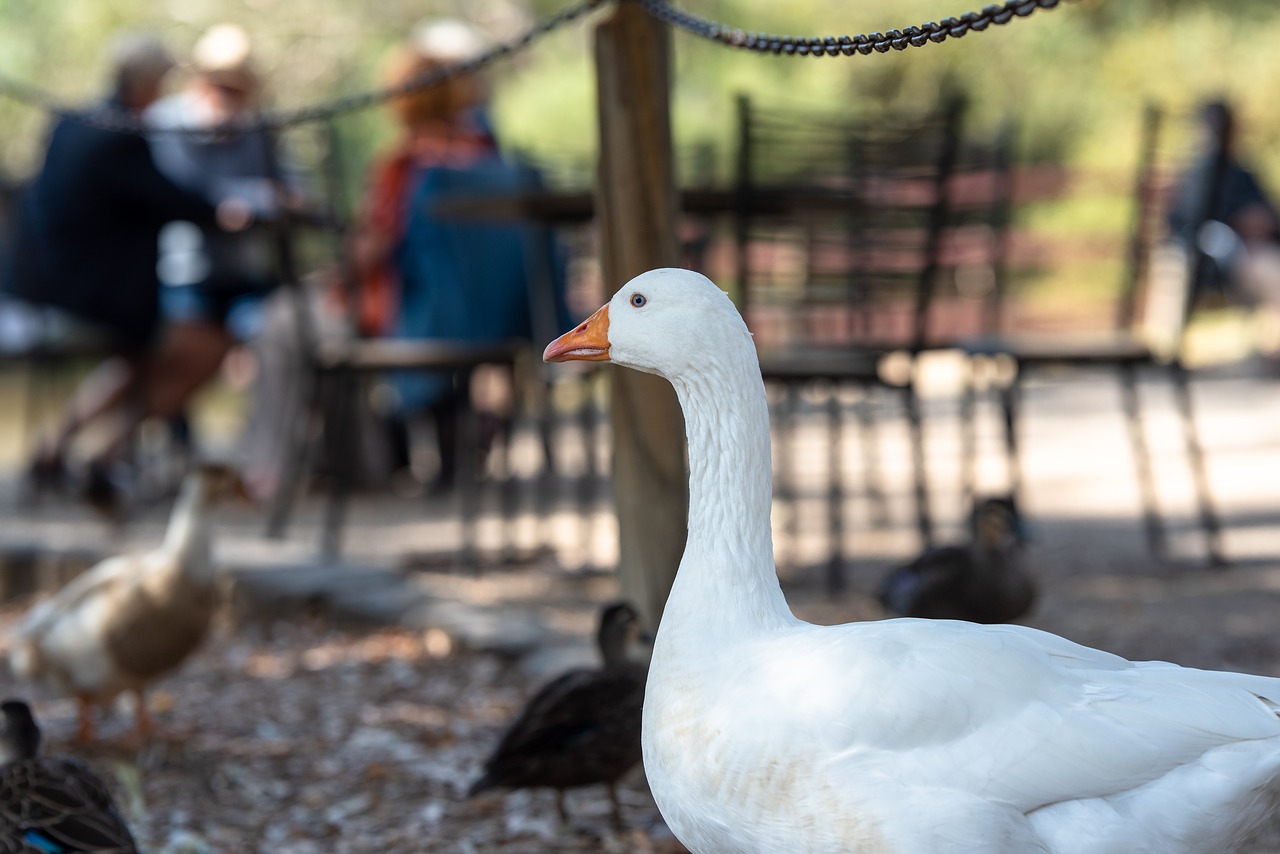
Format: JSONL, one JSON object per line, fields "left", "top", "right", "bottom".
{"left": 7, "top": 463, "right": 240, "bottom": 741}
{"left": 545, "top": 268, "right": 1280, "bottom": 854}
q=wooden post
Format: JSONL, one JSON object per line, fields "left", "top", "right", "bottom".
{"left": 594, "top": 3, "right": 687, "bottom": 628}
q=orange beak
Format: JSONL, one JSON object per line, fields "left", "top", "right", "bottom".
{"left": 543, "top": 304, "right": 611, "bottom": 363}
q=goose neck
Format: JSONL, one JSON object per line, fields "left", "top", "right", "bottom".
{"left": 666, "top": 355, "right": 791, "bottom": 629}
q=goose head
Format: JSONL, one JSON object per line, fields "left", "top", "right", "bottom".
{"left": 544, "top": 268, "right": 753, "bottom": 381}
{"left": 0, "top": 699, "right": 40, "bottom": 762}
{"left": 545, "top": 268, "right": 784, "bottom": 620}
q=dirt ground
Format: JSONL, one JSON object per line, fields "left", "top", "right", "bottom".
{"left": 5, "top": 526, "right": 1280, "bottom": 854}
{"left": 4, "top": 362, "right": 1280, "bottom": 852}
{"left": 0, "top": 602, "right": 684, "bottom": 853}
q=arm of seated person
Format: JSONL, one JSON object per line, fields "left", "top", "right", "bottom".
{"left": 99, "top": 130, "right": 221, "bottom": 227}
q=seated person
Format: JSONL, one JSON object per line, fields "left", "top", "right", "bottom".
{"left": 235, "top": 25, "right": 569, "bottom": 501}
{"left": 6, "top": 32, "right": 248, "bottom": 514}
{"left": 351, "top": 34, "right": 568, "bottom": 491}
{"left": 1167, "top": 100, "right": 1280, "bottom": 306}
{"left": 148, "top": 23, "right": 293, "bottom": 344}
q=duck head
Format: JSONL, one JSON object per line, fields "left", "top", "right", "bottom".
{"left": 544, "top": 268, "right": 753, "bottom": 380}
{"left": 189, "top": 461, "right": 255, "bottom": 504}
{"left": 0, "top": 699, "right": 41, "bottom": 762}
{"left": 972, "top": 496, "right": 1026, "bottom": 551}
{"left": 596, "top": 601, "right": 652, "bottom": 668}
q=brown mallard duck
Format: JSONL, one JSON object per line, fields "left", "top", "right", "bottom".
{"left": 6, "top": 463, "right": 245, "bottom": 741}
{"left": 879, "top": 496, "right": 1035, "bottom": 624}
{"left": 469, "top": 602, "right": 648, "bottom": 825}
{"left": 0, "top": 699, "right": 138, "bottom": 853}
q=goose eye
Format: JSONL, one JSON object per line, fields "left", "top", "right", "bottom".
{"left": 630, "top": 293, "right": 647, "bottom": 308}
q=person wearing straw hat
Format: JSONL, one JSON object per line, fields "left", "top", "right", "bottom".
{"left": 149, "top": 23, "right": 289, "bottom": 337}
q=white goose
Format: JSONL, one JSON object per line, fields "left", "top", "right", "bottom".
{"left": 545, "top": 268, "right": 1280, "bottom": 854}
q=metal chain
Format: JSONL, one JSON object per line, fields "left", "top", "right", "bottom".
{"left": 631, "top": 0, "right": 1068, "bottom": 56}
{"left": 0, "top": 0, "right": 1071, "bottom": 136}
{"left": 0, "top": 0, "right": 609, "bottom": 136}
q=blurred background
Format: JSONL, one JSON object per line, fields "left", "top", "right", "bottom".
{"left": 1, "top": 1, "right": 1280, "bottom": 851}
{"left": 0, "top": 0, "right": 1277, "bottom": 420}
{"left": 4, "top": 0, "right": 1280, "bottom": 178}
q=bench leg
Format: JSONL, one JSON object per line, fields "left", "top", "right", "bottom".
{"left": 320, "top": 368, "right": 359, "bottom": 559}
{"left": 905, "top": 373, "right": 932, "bottom": 552}
{"left": 855, "top": 386, "right": 888, "bottom": 528}
{"left": 265, "top": 364, "right": 320, "bottom": 541}
{"left": 454, "top": 372, "right": 480, "bottom": 572}
{"left": 960, "top": 356, "right": 978, "bottom": 505}
{"left": 999, "top": 365, "right": 1023, "bottom": 500}
{"left": 826, "top": 381, "right": 845, "bottom": 595}
{"left": 776, "top": 382, "right": 797, "bottom": 574}
{"left": 578, "top": 373, "right": 598, "bottom": 570}
{"left": 1120, "top": 364, "right": 1164, "bottom": 559}
{"left": 1171, "top": 363, "right": 1225, "bottom": 567}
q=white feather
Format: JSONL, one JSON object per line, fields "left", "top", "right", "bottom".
{"left": 588, "top": 269, "right": 1280, "bottom": 854}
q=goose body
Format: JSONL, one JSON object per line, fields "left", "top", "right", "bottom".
{"left": 7, "top": 465, "right": 233, "bottom": 739}
{"left": 545, "top": 268, "right": 1280, "bottom": 854}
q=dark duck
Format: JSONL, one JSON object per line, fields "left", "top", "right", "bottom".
{"left": 469, "top": 602, "right": 648, "bottom": 826}
{"left": 0, "top": 699, "right": 138, "bottom": 853}
{"left": 880, "top": 496, "right": 1034, "bottom": 624}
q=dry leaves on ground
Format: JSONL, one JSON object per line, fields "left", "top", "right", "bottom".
{"left": 0, "top": 608, "right": 684, "bottom": 853}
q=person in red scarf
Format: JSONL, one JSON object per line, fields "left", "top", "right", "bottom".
{"left": 351, "top": 39, "right": 498, "bottom": 338}
{"left": 347, "top": 34, "right": 505, "bottom": 489}
{"left": 238, "top": 23, "right": 513, "bottom": 499}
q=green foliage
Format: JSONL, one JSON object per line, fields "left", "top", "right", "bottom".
{"left": 0, "top": 0, "right": 535, "bottom": 180}
{"left": 3, "top": 1, "right": 1279, "bottom": 185}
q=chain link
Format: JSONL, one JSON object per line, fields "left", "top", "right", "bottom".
{"left": 0, "top": 0, "right": 1071, "bottom": 136}
{"left": 0, "top": 0, "right": 609, "bottom": 136}
{"left": 631, "top": 0, "right": 1068, "bottom": 57}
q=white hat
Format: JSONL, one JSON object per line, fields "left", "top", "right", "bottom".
{"left": 411, "top": 18, "right": 488, "bottom": 63}
{"left": 192, "top": 23, "right": 259, "bottom": 92}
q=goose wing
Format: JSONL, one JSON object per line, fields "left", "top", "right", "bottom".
{"left": 758, "top": 619, "right": 1280, "bottom": 811}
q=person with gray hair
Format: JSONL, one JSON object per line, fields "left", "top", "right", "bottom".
{"left": 109, "top": 30, "right": 178, "bottom": 110}
{"left": 5, "top": 30, "right": 247, "bottom": 516}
